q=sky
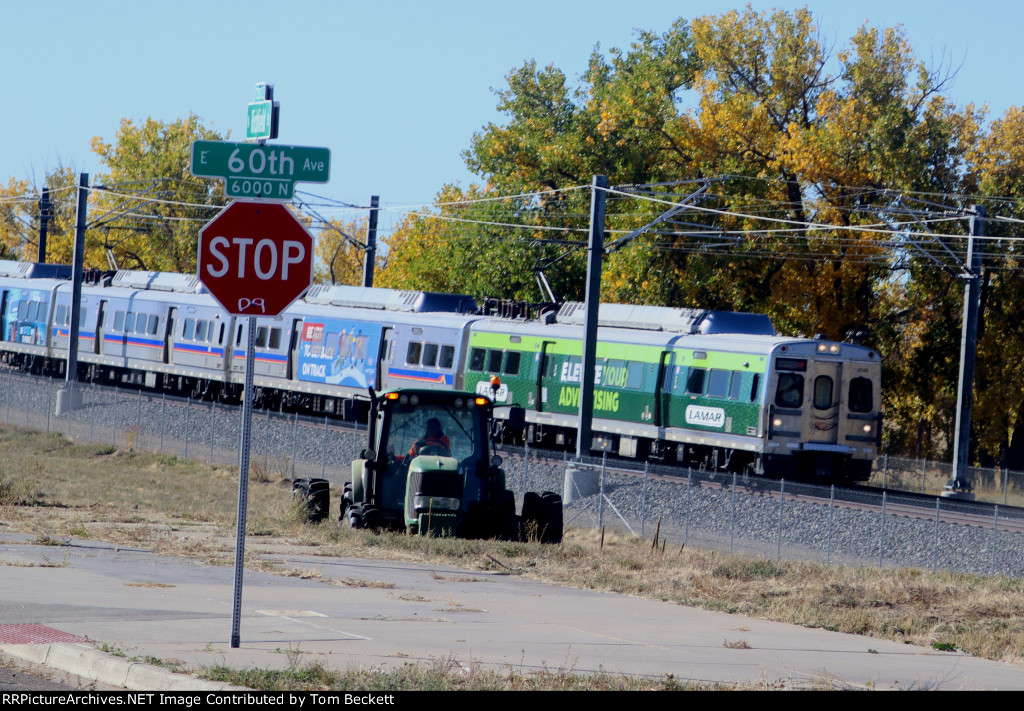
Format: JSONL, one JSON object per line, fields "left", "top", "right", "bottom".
{"left": 3, "top": 0, "right": 1020, "bottom": 238}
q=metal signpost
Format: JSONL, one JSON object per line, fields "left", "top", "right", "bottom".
{"left": 193, "top": 84, "right": 326, "bottom": 649}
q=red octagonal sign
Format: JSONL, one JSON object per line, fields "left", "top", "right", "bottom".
{"left": 198, "top": 201, "right": 314, "bottom": 317}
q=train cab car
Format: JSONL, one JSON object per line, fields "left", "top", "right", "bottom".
{"left": 0, "top": 262, "right": 69, "bottom": 374}
{"left": 763, "top": 339, "right": 881, "bottom": 481}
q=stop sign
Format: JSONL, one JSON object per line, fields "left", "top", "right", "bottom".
{"left": 197, "top": 201, "right": 314, "bottom": 317}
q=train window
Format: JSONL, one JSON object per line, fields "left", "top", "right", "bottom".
{"left": 114, "top": 311, "right": 125, "bottom": 332}
{"left": 422, "top": 343, "right": 439, "bottom": 367}
{"left": 707, "top": 369, "right": 730, "bottom": 398}
{"left": 849, "top": 377, "right": 873, "bottom": 413}
{"left": 750, "top": 374, "right": 760, "bottom": 402}
{"left": 813, "top": 376, "right": 834, "bottom": 409}
{"left": 148, "top": 315, "right": 159, "bottom": 336}
{"left": 686, "top": 368, "right": 707, "bottom": 395}
{"left": 469, "top": 347, "right": 485, "bottom": 371}
{"left": 487, "top": 349, "right": 503, "bottom": 373}
{"left": 775, "top": 373, "right": 804, "bottom": 408}
{"left": 406, "top": 341, "right": 422, "bottom": 365}
{"left": 56, "top": 305, "right": 68, "bottom": 326}
{"left": 504, "top": 351, "right": 521, "bottom": 376}
{"left": 626, "top": 362, "right": 643, "bottom": 389}
{"left": 134, "top": 315, "right": 147, "bottom": 335}
{"left": 440, "top": 345, "right": 455, "bottom": 369}
{"left": 195, "top": 320, "right": 208, "bottom": 342}
{"left": 255, "top": 327, "right": 269, "bottom": 348}
{"left": 269, "top": 328, "right": 282, "bottom": 350}
{"left": 217, "top": 323, "right": 225, "bottom": 344}
{"left": 729, "top": 372, "right": 743, "bottom": 400}
{"left": 236, "top": 324, "right": 244, "bottom": 346}
{"left": 183, "top": 319, "right": 195, "bottom": 339}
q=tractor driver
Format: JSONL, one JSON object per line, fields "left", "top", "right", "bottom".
{"left": 409, "top": 417, "right": 451, "bottom": 457}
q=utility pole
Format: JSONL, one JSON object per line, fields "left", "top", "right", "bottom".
{"left": 37, "top": 188, "right": 52, "bottom": 264}
{"left": 363, "top": 195, "right": 379, "bottom": 288}
{"left": 951, "top": 205, "right": 985, "bottom": 486}
{"left": 576, "top": 175, "right": 606, "bottom": 459}
{"left": 56, "top": 173, "right": 88, "bottom": 416}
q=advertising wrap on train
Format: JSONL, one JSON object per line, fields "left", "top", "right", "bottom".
{"left": 297, "top": 318, "right": 382, "bottom": 388}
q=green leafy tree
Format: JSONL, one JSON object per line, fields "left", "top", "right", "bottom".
{"left": 89, "top": 115, "right": 225, "bottom": 271}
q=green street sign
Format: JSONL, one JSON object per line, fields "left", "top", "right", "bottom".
{"left": 190, "top": 140, "right": 331, "bottom": 200}
{"left": 247, "top": 100, "right": 277, "bottom": 140}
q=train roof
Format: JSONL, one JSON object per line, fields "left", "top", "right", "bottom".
{"left": 471, "top": 318, "right": 879, "bottom": 361}
{"left": 555, "top": 301, "right": 775, "bottom": 336}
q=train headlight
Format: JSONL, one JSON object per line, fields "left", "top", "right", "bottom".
{"left": 816, "top": 343, "right": 827, "bottom": 353}
{"left": 772, "top": 418, "right": 783, "bottom": 428}
{"left": 863, "top": 424, "right": 872, "bottom": 433}
{"left": 829, "top": 344, "right": 840, "bottom": 354}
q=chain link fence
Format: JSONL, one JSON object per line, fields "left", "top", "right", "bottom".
{"left": 3, "top": 370, "right": 1022, "bottom": 578}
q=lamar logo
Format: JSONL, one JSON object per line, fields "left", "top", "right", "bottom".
{"left": 685, "top": 405, "right": 726, "bottom": 428}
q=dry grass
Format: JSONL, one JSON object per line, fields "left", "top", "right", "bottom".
{"left": 1, "top": 423, "right": 1023, "bottom": 668}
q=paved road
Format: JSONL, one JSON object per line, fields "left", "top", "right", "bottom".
{"left": 0, "top": 531, "right": 1022, "bottom": 691}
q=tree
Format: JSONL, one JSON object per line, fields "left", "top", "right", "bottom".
{"left": 89, "top": 115, "right": 225, "bottom": 272}
{"left": 313, "top": 216, "right": 376, "bottom": 286}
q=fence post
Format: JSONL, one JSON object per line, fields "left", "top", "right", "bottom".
{"left": 990, "top": 505, "right": 999, "bottom": 577}
{"left": 1004, "top": 470, "right": 1009, "bottom": 506}
{"left": 320, "top": 415, "right": 328, "bottom": 478}
{"left": 685, "top": 468, "right": 692, "bottom": 548}
{"left": 111, "top": 386, "right": 118, "bottom": 446}
{"left": 826, "top": 485, "right": 834, "bottom": 565}
{"left": 290, "top": 411, "right": 298, "bottom": 479}
{"left": 777, "top": 479, "right": 785, "bottom": 562}
{"left": 158, "top": 394, "right": 165, "bottom": 454}
{"left": 878, "top": 491, "right": 887, "bottom": 568}
{"left": 730, "top": 472, "right": 737, "bottom": 555}
{"left": 933, "top": 497, "right": 941, "bottom": 573}
{"left": 883, "top": 453, "right": 888, "bottom": 489}
{"left": 136, "top": 389, "right": 143, "bottom": 450}
{"left": 46, "top": 384, "right": 51, "bottom": 432}
{"left": 89, "top": 385, "right": 94, "bottom": 442}
{"left": 184, "top": 397, "right": 191, "bottom": 459}
{"left": 209, "top": 400, "right": 216, "bottom": 464}
{"left": 524, "top": 437, "right": 530, "bottom": 494}
{"left": 640, "top": 461, "right": 649, "bottom": 539}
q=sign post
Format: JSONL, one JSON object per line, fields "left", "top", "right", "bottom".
{"left": 193, "top": 84, "right": 329, "bottom": 648}
{"left": 198, "top": 201, "right": 314, "bottom": 648}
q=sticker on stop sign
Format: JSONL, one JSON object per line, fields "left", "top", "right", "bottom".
{"left": 198, "top": 201, "right": 314, "bottom": 317}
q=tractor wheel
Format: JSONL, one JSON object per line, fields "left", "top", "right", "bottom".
{"left": 339, "top": 483, "right": 352, "bottom": 523}
{"left": 540, "top": 491, "right": 563, "bottom": 544}
{"left": 344, "top": 504, "right": 366, "bottom": 530}
{"left": 521, "top": 491, "right": 545, "bottom": 542}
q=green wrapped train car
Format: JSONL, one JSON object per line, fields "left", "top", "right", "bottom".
{"left": 461, "top": 309, "right": 881, "bottom": 481}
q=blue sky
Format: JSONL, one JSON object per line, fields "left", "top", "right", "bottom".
{"left": 3, "top": 1, "right": 1019, "bottom": 237}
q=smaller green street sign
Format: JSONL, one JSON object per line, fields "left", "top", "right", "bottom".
{"left": 247, "top": 100, "right": 277, "bottom": 140}
{"left": 190, "top": 140, "right": 331, "bottom": 200}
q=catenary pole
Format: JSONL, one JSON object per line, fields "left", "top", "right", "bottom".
{"left": 576, "top": 175, "right": 606, "bottom": 458}
{"left": 951, "top": 206, "right": 985, "bottom": 485}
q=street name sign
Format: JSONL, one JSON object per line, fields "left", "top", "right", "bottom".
{"left": 197, "top": 201, "right": 314, "bottom": 317}
{"left": 191, "top": 140, "right": 331, "bottom": 200}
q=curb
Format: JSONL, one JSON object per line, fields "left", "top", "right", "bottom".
{"left": 0, "top": 643, "right": 245, "bottom": 691}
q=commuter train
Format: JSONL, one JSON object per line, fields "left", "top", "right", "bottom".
{"left": 0, "top": 261, "right": 881, "bottom": 481}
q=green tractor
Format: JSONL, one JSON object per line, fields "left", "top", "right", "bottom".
{"left": 340, "top": 388, "right": 562, "bottom": 543}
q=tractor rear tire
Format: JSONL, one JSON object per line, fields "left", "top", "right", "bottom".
{"left": 540, "top": 491, "right": 563, "bottom": 544}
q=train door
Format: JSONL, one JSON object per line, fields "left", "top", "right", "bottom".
{"left": 655, "top": 350, "right": 674, "bottom": 427}
{"left": 807, "top": 360, "right": 841, "bottom": 445}
{"left": 164, "top": 307, "right": 176, "bottom": 364}
{"left": 377, "top": 327, "right": 394, "bottom": 390}
{"left": 94, "top": 301, "right": 106, "bottom": 354}
{"left": 287, "top": 319, "right": 301, "bottom": 379}
{"left": 535, "top": 341, "right": 554, "bottom": 412}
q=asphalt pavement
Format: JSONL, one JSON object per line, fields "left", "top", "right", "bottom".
{"left": 0, "top": 530, "right": 1022, "bottom": 691}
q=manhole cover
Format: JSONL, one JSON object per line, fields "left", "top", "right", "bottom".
{"left": 0, "top": 624, "right": 88, "bottom": 644}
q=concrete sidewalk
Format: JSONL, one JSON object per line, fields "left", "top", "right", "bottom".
{"left": 1, "top": 532, "right": 1021, "bottom": 691}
